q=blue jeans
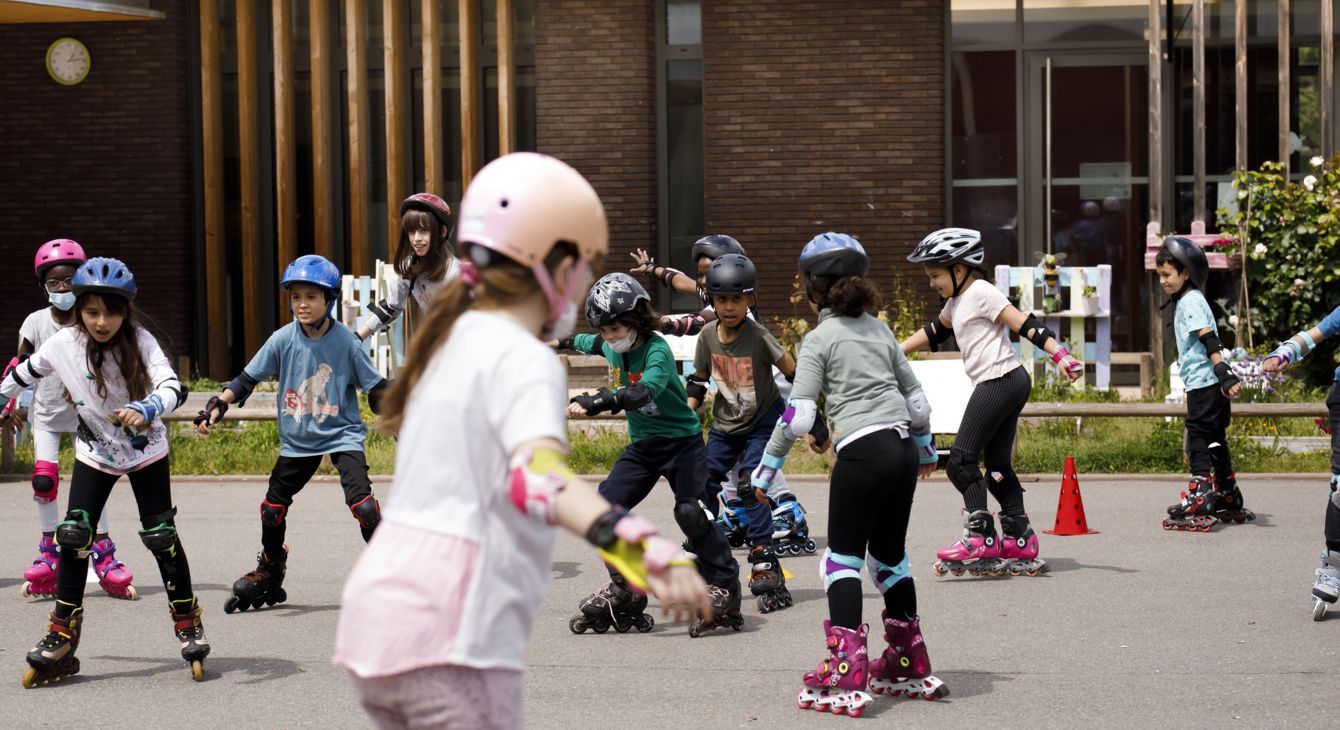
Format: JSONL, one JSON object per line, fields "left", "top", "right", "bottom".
{"left": 705, "top": 398, "right": 786, "bottom": 546}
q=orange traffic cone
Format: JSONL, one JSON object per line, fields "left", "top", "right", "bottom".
{"left": 1043, "top": 456, "right": 1099, "bottom": 535}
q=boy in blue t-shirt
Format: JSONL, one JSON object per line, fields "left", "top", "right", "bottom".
{"left": 195, "top": 255, "right": 389, "bottom": 612}
{"left": 1154, "top": 238, "right": 1248, "bottom": 532}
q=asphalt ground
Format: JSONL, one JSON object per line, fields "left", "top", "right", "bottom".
{"left": 2, "top": 472, "right": 1337, "bottom": 729}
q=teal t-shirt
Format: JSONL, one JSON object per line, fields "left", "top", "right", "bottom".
{"left": 1174, "top": 288, "right": 1218, "bottom": 391}
{"left": 572, "top": 333, "right": 702, "bottom": 442}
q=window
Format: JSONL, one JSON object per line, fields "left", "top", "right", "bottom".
{"left": 657, "top": 0, "right": 705, "bottom": 312}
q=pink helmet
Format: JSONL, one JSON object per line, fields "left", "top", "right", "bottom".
{"left": 35, "top": 239, "right": 88, "bottom": 279}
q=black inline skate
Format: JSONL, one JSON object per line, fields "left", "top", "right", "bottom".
{"left": 770, "top": 495, "right": 817, "bottom": 556}
{"left": 1211, "top": 473, "right": 1256, "bottom": 525}
{"left": 568, "top": 576, "right": 655, "bottom": 634}
{"left": 1163, "top": 477, "right": 1219, "bottom": 532}
{"left": 689, "top": 576, "right": 744, "bottom": 637}
{"left": 170, "top": 595, "right": 211, "bottom": 681}
{"left": 747, "top": 544, "right": 793, "bottom": 613}
{"left": 225, "top": 547, "right": 288, "bottom": 613}
{"left": 22, "top": 603, "right": 82, "bottom": 689}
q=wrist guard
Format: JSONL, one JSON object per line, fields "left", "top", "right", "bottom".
{"left": 126, "top": 395, "right": 164, "bottom": 423}
{"left": 193, "top": 395, "right": 228, "bottom": 427}
{"left": 912, "top": 431, "right": 938, "bottom": 464}
{"left": 751, "top": 452, "right": 786, "bottom": 491}
{"left": 809, "top": 413, "right": 830, "bottom": 448}
{"left": 1214, "top": 361, "right": 1240, "bottom": 395}
{"left": 685, "top": 372, "right": 709, "bottom": 402}
{"left": 658, "top": 267, "right": 683, "bottom": 288}
{"left": 1051, "top": 346, "right": 1083, "bottom": 375}
{"left": 589, "top": 508, "right": 693, "bottom": 595}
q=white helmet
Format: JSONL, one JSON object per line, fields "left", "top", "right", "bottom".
{"left": 907, "top": 228, "right": 985, "bottom": 268}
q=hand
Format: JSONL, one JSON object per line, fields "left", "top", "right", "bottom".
{"left": 644, "top": 564, "right": 712, "bottom": 626}
{"left": 2, "top": 409, "right": 22, "bottom": 432}
{"left": 1062, "top": 361, "right": 1083, "bottom": 383}
{"left": 629, "top": 248, "right": 656, "bottom": 275}
{"left": 194, "top": 407, "right": 222, "bottom": 435}
{"left": 1261, "top": 355, "right": 1284, "bottom": 373}
{"left": 1225, "top": 382, "right": 1242, "bottom": 398}
{"left": 115, "top": 408, "right": 145, "bottom": 429}
{"left": 805, "top": 433, "right": 829, "bottom": 454}
{"left": 918, "top": 462, "right": 937, "bottom": 479}
{"left": 567, "top": 401, "right": 589, "bottom": 419}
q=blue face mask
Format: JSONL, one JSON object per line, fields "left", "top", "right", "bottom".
{"left": 48, "top": 291, "right": 75, "bottom": 311}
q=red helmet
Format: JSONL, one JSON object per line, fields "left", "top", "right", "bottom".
{"left": 35, "top": 239, "right": 88, "bottom": 279}
{"left": 400, "top": 193, "right": 455, "bottom": 240}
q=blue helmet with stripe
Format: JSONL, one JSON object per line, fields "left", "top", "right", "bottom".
{"left": 798, "top": 232, "right": 869, "bottom": 281}
{"left": 73, "top": 257, "right": 138, "bottom": 303}
{"left": 281, "top": 255, "right": 342, "bottom": 335}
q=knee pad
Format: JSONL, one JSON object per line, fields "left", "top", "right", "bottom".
{"left": 55, "top": 508, "right": 94, "bottom": 552}
{"left": 138, "top": 507, "right": 179, "bottom": 553}
{"left": 674, "top": 500, "right": 710, "bottom": 539}
{"left": 350, "top": 495, "right": 381, "bottom": 530}
{"left": 260, "top": 499, "right": 288, "bottom": 527}
{"left": 865, "top": 552, "right": 912, "bottom": 594}
{"left": 821, "top": 549, "right": 865, "bottom": 592}
{"left": 946, "top": 453, "right": 983, "bottom": 495}
{"left": 32, "top": 460, "right": 59, "bottom": 503}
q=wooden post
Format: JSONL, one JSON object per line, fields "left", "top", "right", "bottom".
{"left": 310, "top": 0, "right": 335, "bottom": 262}
{"left": 1323, "top": 0, "right": 1335, "bottom": 159}
{"left": 201, "top": 0, "right": 228, "bottom": 380}
{"left": 422, "top": 0, "right": 443, "bottom": 195}
{"left": 384, "top": 0, "right": 406, "bottom": 248}
{"left": 1236, "top": 0, "right": 1248, "bottom": 175}
{"left": 347, "top": 0, "right": 372, "bottom": 276}
{"left": 1148, "top": 0, "right": 1162, "bottom": 228}
{"left": 1192, "top": 0, "right": 1206, "bottom": 223}
{"left": 237, "top": 0, "right": 265, "bottom": 358}
{"left": 274, "top": 0, "right": 297, "bottom": 325}
{"left": 2, "top": 424, "right": 12, "bottom": 473}
{"left": 459, "top": 0, "right": 480, "bottom": 187}
{"left": 497, "top": 0, "right": 515, "bottom": 156}
{"left": 1279, "top": 0, "right": 1291, "bottom": 175}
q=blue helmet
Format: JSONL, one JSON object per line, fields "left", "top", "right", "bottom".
{"left": 72, "top": 257, "right": 138, "bottom": 303}
{"left": 798, "top": 232, "right": 869, "bottom": 281}
{"left": 281, "top": 255, "right": 341, "bottom": 334}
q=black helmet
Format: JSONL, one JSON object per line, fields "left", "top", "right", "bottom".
{"left": 585, "top": 273, "right": 650, "bottom": 328}
{"left": 691, "top": 235, "right": 745, "bottom": 264}
{"left": 1161, "top": 236, "right": 1209, "bottom": 290}
{"left": 704, "top": 254, "right": 757, "bottom": 296}
{"left": 798, "top": 232, "right": 869, "bottom": 280}
{"left": 907, "top": 228, "right": 985, "bottom": 268}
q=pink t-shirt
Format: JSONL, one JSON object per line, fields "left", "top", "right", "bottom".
{"left": 940, "top": 279, "right": 1020, "bottom": 385}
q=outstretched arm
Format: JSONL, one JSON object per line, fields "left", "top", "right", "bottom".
{"left": 630, "top": 248, "right": 698, "bottom": 296}
{"left": 901, "top": 315, "right": 952, "bottom": 355}
{"left": 1263, "top": 326, "right": 1326, "bottom": 373}
{"left": 997, "top": 305, "right": 1082, "bottom": 383}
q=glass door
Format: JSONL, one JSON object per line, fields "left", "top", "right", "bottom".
{"left": 1025, "top": 52, "right": 1149, "bottom": 353}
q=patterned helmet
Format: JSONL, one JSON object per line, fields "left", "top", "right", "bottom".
{"left": 907, "top": 227, "right": 985, "bottom": 268}
{"left": 586, "top": 273, "right": 650, "bottom": 328}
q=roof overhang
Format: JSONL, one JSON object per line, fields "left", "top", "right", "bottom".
{"left": 0, "top": 0, "right": 164, "bottom": 23}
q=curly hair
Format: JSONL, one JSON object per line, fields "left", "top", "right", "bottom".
{"left": 809, "top": 275, "right": 882, "bottom": 317}
{"left": 611, "top": 300, "right": 662, "bottom": 340}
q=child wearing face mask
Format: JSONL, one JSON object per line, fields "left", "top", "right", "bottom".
{"left": 356, "top": 193, "right": 458, "bottom": 341}
{"left": 4, "top": 240, "right": 134, "bottom": 601}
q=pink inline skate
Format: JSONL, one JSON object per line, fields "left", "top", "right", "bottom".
{"left": 932, "top": 509, "right": 1003, "bottom": 577}
{"left": 796, "top": 621, "right": 873, "bottom": 717}
{"left": 22, "top": 537, "right": 60, "bottom": 598}
{"left": 997, "top": 513, "right": 1050, "bottom": 576}
{"left": 868, "top": 611, "right": 949, "bottom": 700}
{"left": 90, "top": 539, "right": 137, "bottom": 600}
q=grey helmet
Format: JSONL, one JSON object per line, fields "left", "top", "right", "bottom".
{"left": 704, "top": 254, "right": 758, "bottom": 296}
{"left": 1161, "top": 236, "right": 1209, "bottom": 290}
{"left": 691, "top": 235, "right": 745, "bottom": 264}
{"left": 907, "top": 227, "right": 985, "bottom": 268}
{"left": 585, "top": 273, "right": 650, "bottom": 328}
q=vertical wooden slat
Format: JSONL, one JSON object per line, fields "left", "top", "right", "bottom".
{"left": 274, "top": 0, "right": 297, "bottom": 325}
{"left": 1148, "top": 0, "right": 1162, "bottom": 228}
{"left": 1193, "top": 0, "right": 1206, "bottom": 222}
{"left": 201, "top": 0, "right": 228, "bottom": 379}
{"left": 1279, "top": 0, "right": 1291, "bottom": 175}
{"left": 347, "top": 0, "right": 372, "bottom": 276}
{"left": 423, "top": 0, "right": 443, "bottom": 195}
{"left": 237, "top": 0, "right": 265, "bottom": 358}
{"left": 1323, "top": 0, "right": 1335, "bottom": 159}
{"left": 385, "top": 0, "right": 406, "bottom": 246}
{"left": 1236, "top": 0, "right": 1248, "bottom": 175}
{"left": 459, "top": 0, "right": 480, "bottom": 186}
{"left": 497, "top": 0, "right": 515, "bottom": 156}
{"left": 311, "top": 0, "right": 334, "bottom": 262}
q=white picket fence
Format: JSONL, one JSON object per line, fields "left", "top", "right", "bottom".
{"left": 340, "top": 260, "right": 403, "bottom": 379}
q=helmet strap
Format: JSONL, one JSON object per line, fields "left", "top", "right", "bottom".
{"left": 532, "top": 259, "right": 589, "bottom": 340}
{"left": 1160, "top": 279, "right": 1193, "bottom": 310}
{"left": 949, "top": 264, "right": 970, "bottom": 298}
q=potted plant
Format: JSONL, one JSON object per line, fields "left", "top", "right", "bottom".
{"left": 1080, "top": 284, "right": 1099, "bottom": 315}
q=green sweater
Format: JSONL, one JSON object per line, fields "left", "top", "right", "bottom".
{"left": 572, "top": 333, "right": 702, "bottom": 442}
{"left": 765, "top": 309, "right": 924, "bottom": 457}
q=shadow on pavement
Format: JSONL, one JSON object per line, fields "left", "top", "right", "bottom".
{"left": 551, "top": 561, "right": 582, "bottom": 581}
{"left": 0, "top": 578, "right": 24, "bottom": 590}
{"left": 130, "top": 582, "right": 231, "bottom": 598}
{"left": 934, "top": 670, "right": 1014, "bottom": 700}
{"left": 1044, "top": 558, "right": 1139, "bottom": 574}
{"left": 86, "top": 655, "right": 306, "bottom": 684}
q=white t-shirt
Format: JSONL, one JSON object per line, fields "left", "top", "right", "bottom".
{"left": 334, "top": 310, "right": 569, "bottom": 675}
{"left": 367, "top": 259, "right": 460, "bottom": 334}
{"left": 18, "top": 308, "right": 78, "bottom": 432}
{"left": 940, "top": 279, "right": 1021, "bottom": 385}
{"left": 1, "top": 327, "right": 183, "bottom": 473}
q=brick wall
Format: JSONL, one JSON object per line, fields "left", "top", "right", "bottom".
{"left": 0, "top": 0, "right": 196, "bottom": 366}
{"left": 703, "top": 0, "right": 945, "bottom": 325}
{"left": 533, "top": 0, "right": 659, "bottom": 308}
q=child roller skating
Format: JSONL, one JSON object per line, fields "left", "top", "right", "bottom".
{"left": 1262, "top": 306, "right": 1340, "bottom": 619}
{"left": 195, "top": 254, "right": 391, "bottom": 614}
{"left": 4, "top": 258, "right": 209, "bottom": 686}
{"left": 904, "top": 228, "right": 1080, "bottom": 579}
{"left": 570, "top": 576, "right": 655, "bottom": 634}
{"left": 1155, "top": 238, "right": 1248, "bottom": 532}
{"left": 355, "top": 192, "right": 458, "bottom": 341}
{"left": 753, "top": 233, "right": 948, "bottom": 716}
{"left": 6, "top": 239, "right": 133, "bottom": 600}
{"left": 770, "top": 494, "right": 816, "bottom": 556}
{"left": 334, "top": 153, "right": 708, "bottom": 728}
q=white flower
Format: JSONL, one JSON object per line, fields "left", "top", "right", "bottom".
{"left": 1229, "top": 315, "right": 1239, "bottom": 326}
{"left": 1237, "top": 189, "right": 1248, "bottom": 200}
{"left": 1312, "top": 156, "right": 1325, "bottom": 168}
{"left": 1304, "top": 175, "right": 1317, "bottom": 191}
{"left": 1254, "top": 243, "right": 1268, "bottom": 255}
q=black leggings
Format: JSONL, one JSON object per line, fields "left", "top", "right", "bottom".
{"left": 57, "top": 456, "right": 193, "bottom": 617}
{"left": 1325, "top": 383, "right": 1340, "bottom": 552}
{"left": 826, "top": 428, "right": 918, "bottom": 629}
{"left": 1186, "top": 383, "right": 1233, "bottom": 480}
{"left": 949, "top": 365, "right": 1030, "bottom": 515}
{"left": 263, "top": 452, "right": 377, "bottom": 557}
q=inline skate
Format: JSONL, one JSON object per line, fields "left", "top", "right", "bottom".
{"left": 22, "top": 536, "right": 60, "bottom": 598}
{"left": 90, "top": 538, "right": 137, "bottom": 600}
{"left": 22, "top": 603, "right": 83, "bottom": 689}
{"left": 170, "top": 596, "right": 210, "bottom": 681}
{"left": 689, "top": 577, "right": 744, "bottom": 637}
{"left": 225, "top": 547, "right": 287, "bottom": 613}
{"left": 1163, "top": 477, "right": 1219, "bottom": 531}
{"left": 797, "top": 621, "right": 873, "bottom": 717}
{"left": 747, "top": 544, "right": 792, "bottom": 613}
{"left": 568, "top": 576, "right": 655, "bottom": 634}
{"left": 1211, "top": 473, "right": 1256, "bottom": 525}
{"left": 932, "top": 509, "right": 1002, "bottom": 577}
{"left": 771, "top": 495, "right": 817, "bottom": 556}
{"left": 997, "top": 513, "right": 1050, "bottom": 577}
{"left": 715, "top": 496, "right": 748, "bottom": 548}
{"left": 868, "top": 611, "right": 950, "bottom": 700}
{"left": 1313, "top": 550, "right": 1340, "bottom": 621}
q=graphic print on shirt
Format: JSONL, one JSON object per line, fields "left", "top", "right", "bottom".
{"left": 283, "top": 363, "right": 340, "bottom": 423}
{"left": 710, "top": 353, "right": 756, "bottom": 423}
{"left": 75, "top": 404, "right": 157, "bottom": 465}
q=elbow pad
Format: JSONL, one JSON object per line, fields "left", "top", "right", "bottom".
{"left": 685, "top": 373, "right": 709, "bottom": 402}
{"left": 778, "top": 398, "right": 817, "bottom": 442}
{"left": 1020, "top": 315, "right": 1056, "bottom": 350}
{"left": 1198, "top": 331, "right": 1225, "bottom": 356}
{"left": 224, "top": 372, "right": 260, "bottom": 407}
{"left": 367, "top": 378, "right": 391, "bottom": 415}
{"left": 6, "top": 355, "right": 41, "bottom": 389}
{"left": 661, "top": 314, "right": 706, "bottom": 337}
{"left": 367, "top": 299, "right": 398, "bottom": 327}
{"left": 923, "top": 320, "right": 954, "bottom": 353}
{"left": 508, "top": 447, "right": 574, "bottom": 526}
{"left": 617, "top": 383, "right": 654, "bottom": 413}
{"left": 904, "top": 386, "right": 932, "bottom": 430}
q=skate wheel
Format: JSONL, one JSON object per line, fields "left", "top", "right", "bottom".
{"left": 731, "top": 618, "right": 743, "bottom": 631}
{"left": 689, "top": 621, "right": 702, "bottom": 638}
{"left": 848, "top": 706, "right": 865, "bottom": 718}
{"left": 265, "top": 596, "right": 277, "bottom": 607}
{"left": 1162, "top": 519, "right": 1173, "bottom": 530}
{"left": 637, "top": 615, "right": 655, "bottom": 633}
{"left": 191, "top": 660, "right": 205, "bottom": 682}
{"left": 224, "top": 596, "right": 240, "bottom": 614}
{"left": 21, "top": 581, "right": 34, "bottom": 598}
{"left": 757, "top": 596, "right": 770, "bottom": 614}
{"left": 252, "top": 598, "right": 266, "bottom": 610}
{"left": 831, "top": 705, "right": 846, "bottom": 716}
{"left": 614, "top": 621, "right": 631, "bottom": 633}
{"left": 932, "top": 562, "right": 947, "bottom": 577}
{"left": 21, "top": 667, "right": 38, "bottom": 689}
{"left": 592, "top": 624, "right": 609, "bottom": 634}
{"left": 1026, "top": 568, "right": 1041, "bottom": 577}
{"left": 797, "top": 691, "right": 812, "bottom": 710}
{"left": 788, "top": 544, "right": 802, "bottom": 556}
{"left": 951, "top": 569, "right": 965, "bottom": 577}
{"left": 275, "top": 588, "right": 287, "bottom": 604}
{"left": 804, "top": 540, "right": 816, "bottom": 553}
{"left": 125, "top": 586, "right": 138, "bottom": 601}
{"left": 568, "top": 616, "right": 587, "bottom": 635}
{"left": 1314, "top": 598, "right": 1328, "bottom": 621}
{"left": 1198, "top": 523, "right": 1213, "bottom": 532}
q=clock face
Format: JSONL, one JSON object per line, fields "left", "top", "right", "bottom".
{"left": 47, "top": 39, "right": 90, "bottom": 85}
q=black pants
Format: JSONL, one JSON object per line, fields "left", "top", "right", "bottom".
{"left": 1186, "top": 383, "right": 1233, "bottom": 480}
{"left": 57, "top": 456, "right": 193, "bottom": 616}
{"left": 827, "top": 429, "right": 918, "bottom": 629}
{"left": 1325, "top": 383, "right": 1340, "bottom": 551}
{"left": 949, "top": 365, "right": 1031, "bottom": 515}
{"left": 263, "top": 451, "right": 376, "bottom": 557}
{"left": 598, "top": 434, "right": 739, "bottom": 588}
